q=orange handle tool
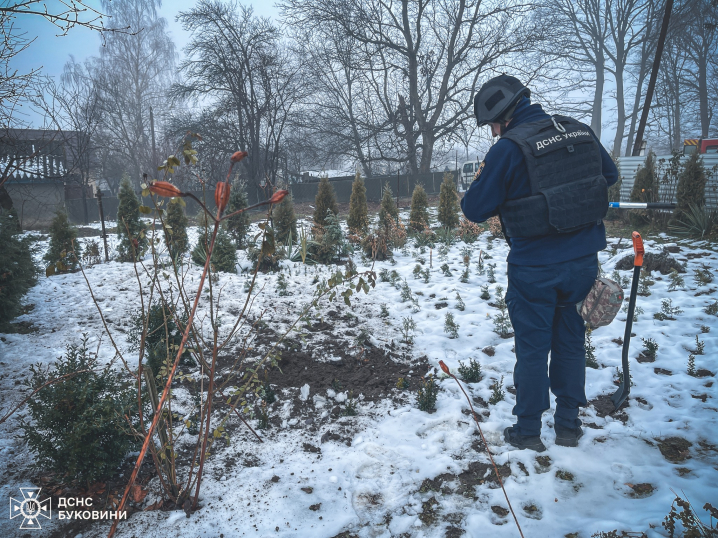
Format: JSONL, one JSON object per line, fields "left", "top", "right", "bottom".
{"left": 632, "top": 231, "right": 644, "bottom": 267}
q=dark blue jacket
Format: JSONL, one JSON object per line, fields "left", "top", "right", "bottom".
{"left": 460, "top": 97, "right": 618, "bottom": 265}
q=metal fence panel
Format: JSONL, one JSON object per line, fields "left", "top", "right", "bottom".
{"left": 616, "top": 154, "right": 718, "bottom": 210}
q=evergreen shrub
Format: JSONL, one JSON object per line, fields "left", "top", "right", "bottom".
{"left": 0, "top": 211, "right": 37, "bottom": 327}
{"left": 629, "top": 152, "right": 657, "bottom": 227}
{"left": 22, "top": 337, "right": 138, "bottom": 484}
{"left": 226, "top": 180, "right": 251, "bottom": 249}
{"left": 274, "top": 193, "right": 297, "bottom": 246}
{"left": 378, "top": 184, "right": 399, "bottom": 229}
{"left": 44, "top": 210, "right": 82, "bottom": 272}
{"left": 116, "top": 176, "right": 147, "bottom": 262}
{"left": 438, "top": 171, "right": 460, "bottom": 229}
{"left": 409, "top": 184, "right": 429, "bottom": 231}
{"left": 675, "top": 152, "right": 707, "bottom": 223}
{"left": 129, "top": 302, "right": 192, "bottom": 378}
{"left": 192, "top": 227, "right": 237, "bottom": 273}
{"left": 347, "top": 172, "right": 368, "bottom": 234}
{"left": 313, "top": 176, "right": 338, "bottom": 227}
{"left": 163, "top": 200, "right": 189, "bottom": 259}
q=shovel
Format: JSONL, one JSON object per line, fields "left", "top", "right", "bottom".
{"left": 611, "top": 231, "right": 644, "bottom": 410}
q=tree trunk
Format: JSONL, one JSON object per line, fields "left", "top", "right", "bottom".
{"left": 698, "top": 50, "right": 709, "bottom": 138}
{"left": 419, "top": 131, "right": 434, "bottom": 174}
{"left": 0, "top": 185, "right": 14, "bottom": 212}
{"left": 82, "top": 183, "right": 89, "bottom": 225}
{"left": 591, "top": 56, "right": 605, "bottom": 139}
{"left": 673, "top": 78, "right": 682, "bottom": 151}
{"left": 612, "top": 61, "right": 626, "bottom": 157}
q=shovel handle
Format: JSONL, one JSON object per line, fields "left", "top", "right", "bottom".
{"left": 632, "top": 231, "right": 644, "bottom": 267}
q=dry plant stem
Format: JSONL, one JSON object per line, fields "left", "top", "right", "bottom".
{"left": 75, "top": 245, "right": 133, "bottom": 375}
{"left": 444, "top": 367, "right": 524, "bottom": 538}
{"left": 0, "top": 370, "right": 92, "bottom": 426}
{"left": 192, "top": 233, "right": 222, "bottom": 510}
{"left": 108, "top": 219, "right": 221, "bottom": 538}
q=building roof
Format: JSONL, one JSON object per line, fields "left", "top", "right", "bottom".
{"left": 0, "top": 128, "right": 86, "bottom": 184}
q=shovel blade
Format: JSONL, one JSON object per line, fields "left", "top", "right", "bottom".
{"left": 610, "top": 382, "right": 629, "bottom": 411}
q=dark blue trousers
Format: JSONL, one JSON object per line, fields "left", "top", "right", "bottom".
{"left": 505, "top": 253, "right": 598, "bottom": 436}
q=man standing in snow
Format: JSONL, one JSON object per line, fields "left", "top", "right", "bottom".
{"left": 461, "top": 75, "right": 618, "bottom": 452}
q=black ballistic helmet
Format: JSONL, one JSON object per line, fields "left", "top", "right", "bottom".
{"left": 473, "top": 74, "right": 531, "bottom": 126}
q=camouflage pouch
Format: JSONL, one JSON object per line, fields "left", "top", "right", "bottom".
{"left": 576, "top": 277, "right": 624, "bottom": 330}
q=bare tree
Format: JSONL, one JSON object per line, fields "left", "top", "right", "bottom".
{"left": 282, "top": 0, "right": 544, "bottom": 175}
{"left": 546, "top": 0, "right": 610, "bottom": 138}
{"left": 287, "top": 22, "right": 378, "bottom": 178}
{"left": 623, "top": 0, "right": 662, "bottom": 155}
{"left": 88, "top": 0, "right": 176, "bottom": 188}
{"left": 31, "top": 58, "right": 103, "bottom": 224}
{"left": 0, "top": 1, "right": 131, "bottom": 37}
{"left": 0, "top": 2, "right": 139, "bottom": 215}
{"left": 652, "top": 32, "right": 691, "bottom": 151}
{"left": 172, "top": 1, "right": 304, "bottom": 200}
{"left": 604, "top": 0, "right": 652, "bottom": 156}
{"left": 681, "top": 0, "right": 718, "bottom": 138}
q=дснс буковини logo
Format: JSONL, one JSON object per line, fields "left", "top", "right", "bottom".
{"left": 10, "top": 487, "right": 51, "bottom": 530}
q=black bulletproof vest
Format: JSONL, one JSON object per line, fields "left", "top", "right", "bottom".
{"left": 498, "top": 115, "right": 608, "bottom": 238}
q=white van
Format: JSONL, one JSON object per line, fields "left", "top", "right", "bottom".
{"left": 460, "top": 160, "right": 482, "bottom": 190}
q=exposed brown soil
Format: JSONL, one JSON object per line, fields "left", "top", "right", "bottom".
{"left": 628, "top": 483, "right": 654, "bottom": 498}
{"left": 657, "top": 437, "right": 692, "bottom": 463}
{"left": 417, "top": 460, "right": 512, "bottom": 503}
{"left": 589, "top": 394, "right": 629, "bottom": 422}
{"left": 615, "top": 249, "right": 686, "bottom": 274}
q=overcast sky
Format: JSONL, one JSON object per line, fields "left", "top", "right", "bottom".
{"left": 10, "top": 0, "right": 280, "bottom": 126}
{"left": 10, "top": 1, "right": 624, "bottom": 154}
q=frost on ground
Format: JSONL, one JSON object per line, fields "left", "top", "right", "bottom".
{"left": 0, "top": 221, "right": 717, "bottom": 538}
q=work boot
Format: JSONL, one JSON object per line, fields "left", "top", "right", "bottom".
{"left": 503, "top": 425, "right": 546, "bottom": 452}
{"left": 554, "top": 425, "right": 584, "bottom": 447}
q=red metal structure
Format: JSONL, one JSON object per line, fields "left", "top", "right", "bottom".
{"left": 683, "top": 138, "right": 718, "bottom": 155}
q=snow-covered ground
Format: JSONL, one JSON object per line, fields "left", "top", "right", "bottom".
{"left": 1, "top": 216, "right": 717, "bottom": 538}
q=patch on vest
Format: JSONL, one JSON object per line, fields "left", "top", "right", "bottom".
{"left": 473, "top": 161, "right": 485, "bottom": 182}
{"left": 528, "top": 126, "right": 593, "bottom": 155}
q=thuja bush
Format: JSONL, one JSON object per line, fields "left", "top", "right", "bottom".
{"left": 192, "top": 226, "right": 237, "bottom": 273}
{"left": 489, "top": 376, "right": 505, "bottom": 405}
{"left": 22, "top": 337, "right": 138, "bottom": 484}
{"left": 438, "top": 171, "right": 460, "bottom": 229}
{"left": 44, "top": 209, "right": 82, "bottom": 273}
{"left": 274, "top": 193, "right": 297, "bottom": 246}
{"left": 347, "top": 171, "right": 368, "bottom": 234}
{"left": 629, "top": 152, "right": 657, "bottom": 227}
{"left": 311, "top": 212, "right": 350, "bottom": 264}
{"left": 409, "top": 184, "right": 429, "bottom": 231}
{"left": 379, "top": 183, "right": 399, "bottom": 229}
{"left": 247, "top": 224, "right": 283, "bottom": 271}
{"left": 641, "top": 337, "right": 659, "bottom": 360}
{"left": 313, "top": 176, "right": 338, "bottom": 227}
{"left": 129, "top": 301, "right": 192, "bottom": 379}
{"left": 457, "top": 216, "right": 481, "bottom": 243}
{"left": 444, "top": 312, "right": 459, "bottom": 338}
{"left": 585, "top": 327, "right": 599, "bottom": 369}
{"left": 226, "top": 179, "right": 251, "bottom": 249}
{"left": 0, "top": 211, "right": 37, "bottom": 327}
{"left": 117, "top": 175, "right": 147, "bottom": 262}
{"left": 492, "top": 285, "right": 512, "bottom": 337}
{"left": 163, "top": 199, "right": 189, "bottom": 259}
{"left": 417, "top": 375, "right": 439, "bottom": 412}
{"left": 458, "top": 358, "right": 482, "bottom": 383}
{"left": 674, "top": 152, "right": 707, "bottom": 223}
